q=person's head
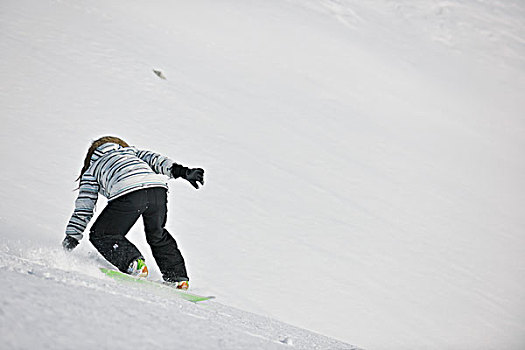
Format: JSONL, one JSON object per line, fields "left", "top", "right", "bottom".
{"left": 77, "top": 136, "right": 129, "bottom": 180}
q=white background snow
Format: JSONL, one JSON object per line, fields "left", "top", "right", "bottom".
{"left": 1, "top": 0, "right": 524, "bottom": 349}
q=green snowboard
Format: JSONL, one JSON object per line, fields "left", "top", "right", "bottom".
{"left": 100, "top": 267, "right": 215, "bottom": 303}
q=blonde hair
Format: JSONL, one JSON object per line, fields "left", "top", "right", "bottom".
{"left": 77, "top": 136, "right": 129, "bottom": 181}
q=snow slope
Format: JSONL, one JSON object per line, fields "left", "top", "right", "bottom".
{"left": 1, "top": 0, "right": 524, "bottom": 349}
{"left": 1, "top": 245, "right": 355, "bottom": 349}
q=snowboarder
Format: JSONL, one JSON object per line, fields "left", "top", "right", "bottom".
{"left": 62, "top": 136, "right": 204, "bottom": 290}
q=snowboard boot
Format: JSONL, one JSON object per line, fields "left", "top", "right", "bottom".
{"left": 127, "top": 258, "right": 148, "bottom": 278}
{"left": 164, "top": 276, "right": 189, "bottom": 290}
{"left": 174, "top": 281, "right": 189, "bottom": 290}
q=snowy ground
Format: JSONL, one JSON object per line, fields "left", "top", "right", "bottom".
{"left": 1, "top": 0, "right": 524, "bottom": 349}
{"left": 1, "top": 244, "right": 355, "bottom": 349}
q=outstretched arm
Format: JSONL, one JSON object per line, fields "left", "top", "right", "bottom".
{"left": 135, "top": 149, "right": 174, "bottom": 176}
{"left": 136, "top": 148, "right": 204, "bottom": 189}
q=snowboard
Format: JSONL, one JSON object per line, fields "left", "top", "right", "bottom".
{"left": 100, "top": 267, "right": 215, "bottom": 303}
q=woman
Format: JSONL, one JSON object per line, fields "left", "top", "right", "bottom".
{"left": 63, "top": 136, "right": 204, "bottom": 290}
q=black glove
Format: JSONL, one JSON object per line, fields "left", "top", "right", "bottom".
{"left": 185, "top": 168, "right": 204, "bottom": 189}
{"left": 62, "top": 235, "right": 79, "bottom": 251}
{"left": 171, "top": 165, "right": 205, "bottom": 189}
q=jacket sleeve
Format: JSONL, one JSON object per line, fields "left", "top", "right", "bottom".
{"left": 135, "top": 148, "right": 177, "bottom": 177}
{"left": 65, "top": 173, "right": 99, "bottom": 241}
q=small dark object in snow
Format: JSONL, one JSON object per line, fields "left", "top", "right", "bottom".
{"left": 153, "top": 69, "right": 167, "bottom": 80}
{"left": 279, "top": 337, "right": 293, "bottom": 345}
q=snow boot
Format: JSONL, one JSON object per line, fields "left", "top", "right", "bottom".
{"left": 174, "top": 281, "right": 189, "bottom": 290}
{"left": 127, "top": 258, "right": 148, "bottom": 278}
{"left": 164, "top": 278, "right": 189, "bottom": 290}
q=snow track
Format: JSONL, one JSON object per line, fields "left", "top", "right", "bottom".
{"left": 0, "top": 244, "right": 357, "bottom": 350}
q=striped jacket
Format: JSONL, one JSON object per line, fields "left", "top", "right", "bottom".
{"left": 66, "top": 143, "right": 177, "bottom": 241}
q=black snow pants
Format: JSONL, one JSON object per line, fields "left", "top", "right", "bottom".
{"left": 89, "top": 187, "right": 188, "bottom": 282}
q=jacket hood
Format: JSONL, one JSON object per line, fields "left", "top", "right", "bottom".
{"left": 90, "top": 142, "right": 124, "bottom": 163}
{"left": 77, "top": 136, "right": 130, "bottom": 181}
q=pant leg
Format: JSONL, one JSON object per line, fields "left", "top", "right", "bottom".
{"left": 143, "top": 188, "right": 188, "bottom": 282}
{"left": 89, "top": 190, "right": 146, "bottom": 272}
